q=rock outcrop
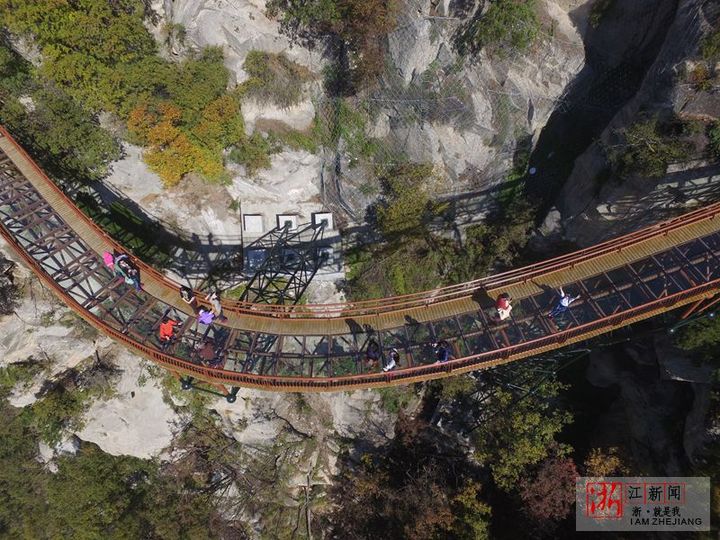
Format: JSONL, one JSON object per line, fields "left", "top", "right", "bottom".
{"left": 585, "top": 333, "right": 713, "bottom": 475}
{"left": 380, "top": 0, "right": 588, "bottom": 187}
{"left": 554, "top": 0, "right": 720, "bottom": 245}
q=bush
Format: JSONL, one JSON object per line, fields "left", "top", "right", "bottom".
{"left": 0, "top": 255, "right": 18, "bottom": 316}
{"left": 701, "top": 27, "right": 720, "bottom": 61}
{"left": 709, "top": 122, "right": 720, "bottom": 160}
{"left": 314, "top": 100, "right": 380, "bottom": 163}
{"left": 589, "top": 0, "right": 615, "bottom": 28}
{"left": 612, "top": 115, "right": 695, "bottom": 178}
{"left": 376, "top": 163, "right": 436, "bottom": 237}
{"left": 688, "top": 63, "right": 713, "bottom": 91}
{"left": 241, "top": 51, "right": 312, "bottom": 108}
{"left": 457, "top": 0, "right": 539, "bottom": 56}
{"left": 228, "top": 133, "right": 277, "bottom": 175}
{"left": 267, "top": 0, "right": 398, "bottom": 88}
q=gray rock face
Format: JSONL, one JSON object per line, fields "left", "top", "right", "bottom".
{"left": 555, "top": 0, "right": 719, "bottom": 246}
{"left": 654, "top": 334, "right": 713, "bottom": 383}
{"left": 382, "top": 0, "right": 587, "bottom": 186}
{"left": 151, "top": 0, "right": 323, "bottom": 83}
{"left": 585, "top": 334, "right": 714, "bottom": 476}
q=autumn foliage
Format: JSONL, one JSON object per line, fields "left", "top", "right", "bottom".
{"left": 519, "top": 455, "right": 579, "bottom": 522}
{"left": 1, "top": 1, "right": 252, "bottom": 187}
{"left": 128, "top": 97, "right": 243, "bottom": 186}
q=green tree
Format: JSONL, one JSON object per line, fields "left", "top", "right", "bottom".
{"left": 0, "top": 402, "right": 49, "bottom": 537}
{"left": 612, "top": 115, "right": 695, "bottom": 178}
{"left": 45, "top": 446, "right": 153, "bottom": 539}
{"left": 472, "top": 386, "right": 572, "bottom": 490}
{"left": 377, "top": 163, "right": 436, "bottom": 238}
{"left": 709, "top": 122, "right": 720, "bottom": 160}
{"left": 675, "top": 316, "right": 720, "bottom": 360}
{"left": 1, "top": 0, "right": 156, "bottom": 111}
{"left": 457, "top": 0, "right": 539, "bottom": 56}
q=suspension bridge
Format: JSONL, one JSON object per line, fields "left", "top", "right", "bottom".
{"left": 1, "top": 126, "right": 719, "bottom": 398}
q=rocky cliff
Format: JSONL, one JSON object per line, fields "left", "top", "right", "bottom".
{"left": 551, "top": 0, "right": 720, "bottom": 246}
{"left": 145, "top": 0, "right": 592, "bottom": 222}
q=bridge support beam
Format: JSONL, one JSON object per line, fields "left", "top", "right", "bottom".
{"left": 696, "top": 293, "right": 720, "bottom": 317}
{"left": 226, "top": 386, "right": 240, "bottom": 403}
{"left": 680, "top": 299, "right": 704, "bottom": 320}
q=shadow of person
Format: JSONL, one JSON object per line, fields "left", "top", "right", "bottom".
{"left": 404, "top": 315, "right": 420, "bottom": 326}
{"left": 531, "top": 280, "right": 555, "bottom": 295}
{"left": 471, "top": 287, "right": 494, "bottom": 308}
{"left": 345, "top": 318, "right": 374, "bottom": 338}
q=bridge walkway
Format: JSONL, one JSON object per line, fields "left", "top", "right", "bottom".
{"left": 0, "top": 127, "right": 719, "bottom": 391}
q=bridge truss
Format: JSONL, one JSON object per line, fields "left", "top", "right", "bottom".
{"left": 0, "top": 126, "right": 719, "bottom": 396}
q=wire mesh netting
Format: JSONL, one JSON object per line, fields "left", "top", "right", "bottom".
{"left": 291, "top": 0, "right": 719, "bottom": 226}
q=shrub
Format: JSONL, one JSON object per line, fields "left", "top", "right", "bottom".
{"left": 314, "top": 100, "right": 380, "bottom": 161}
{"left": 688, "top": 63, "right": 713, "bottom": 91}
{"left": 376, "top": 163, "right": 436, "bottom": 238}
{"left": 589, "top": 0, "right": 615, "bottom": 28}
{"left": 612, "top": 115, "right": 695, "bottom": 178}
{"left": 709, "top": 122, "right": 720, "bottom": 160}
{"left": 457, "top": 0, "right": 539, "bottom": 56}
{"left": 241, "top": 50, "right": 312, "bottom": 108}
{"left": 228, "top": 133, "right": 277, "bottom": 175}
{"left": 701, "top": 27, "right": 720, "bottom": 61}
{"left": 0, "top": 255, "right": 18, "bottom": 316}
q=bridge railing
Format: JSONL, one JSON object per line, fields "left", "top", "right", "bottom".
{"left": 4, "top": 190, "right": 716, "bottom": 391}
{"left": 3, "top": 124, "right": 720, "bottom": 321}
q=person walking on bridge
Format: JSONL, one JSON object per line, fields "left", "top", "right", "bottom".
{"left": 206, "top": 290, "right": 227, "bottom": 322}
{"left": 547, "top": 287, "right": 579, "bottom": 319}
{"left": 180, "top": 286, "right": 198, "bottom": 310}
{"left": 433, "top": 340, "right": 453, "bottom": 363}
{"left": 494, "top": 293, "right": 513, "bottom": 321}
{"left": 158, "top": 316, "right": 178, "bottom": 350}
{"left": 383, "top": 348, "right": 400, "bottom": 372}
{"left": 365, "top": 340, "right": 381, "bottom": 369}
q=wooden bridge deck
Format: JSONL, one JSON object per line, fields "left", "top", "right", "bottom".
{"left": 1, "top": 126, "right": 719, "bottom": 393}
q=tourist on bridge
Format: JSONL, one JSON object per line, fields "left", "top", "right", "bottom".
{"left": 206, "top": 290, "right": 227, "bottom": 321}
{"left": 158, "top": 316, "right": 178, "bottom": 350}
{"left": 547, "top": 287, "right": 579, "bottom": 319}
{"left": 180, "top": 286, "right": 198, "bottom": 310}
{"left": 365, "top": 340, "right": 381, "bottom": 368}
{"left": 113, "top": 252, "right": 142, "bottom": 291}
{"left": 198, "top": 307, "right": 216, "bottom": 325}
{"left": 195, "top": 339, "right": 223, "bottom": 367}
{"left": 494, "top": 293, "right": 513, "bottom": 321}
{"left": 383, "top": 348, "right": 400, "bottom": 372}
{"left": 433, "top": 340, "right": 453, "bottom": 363}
